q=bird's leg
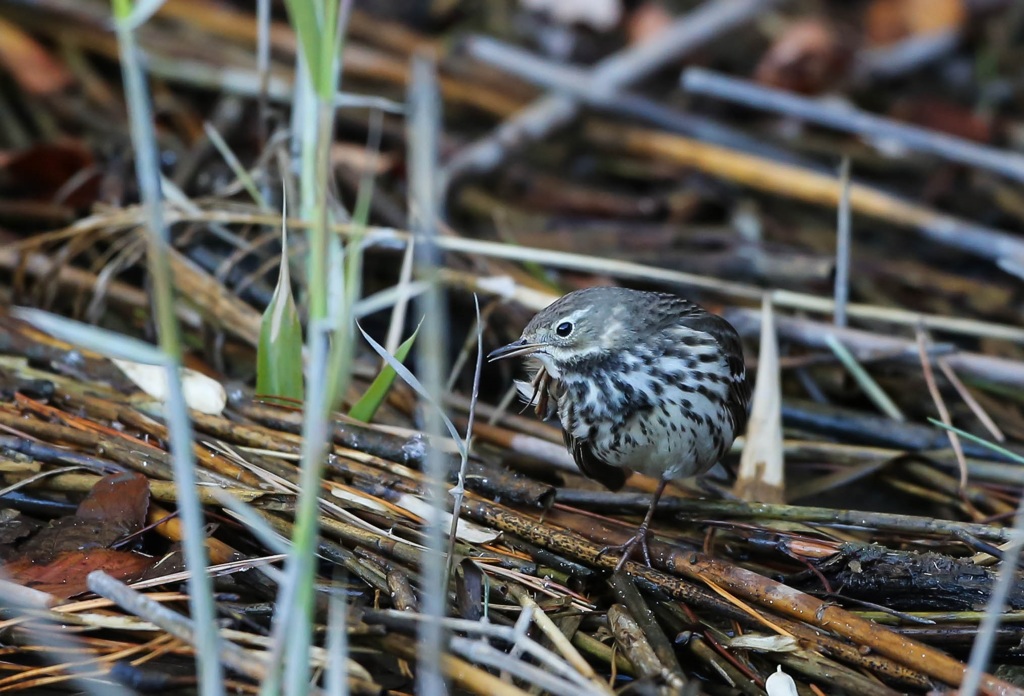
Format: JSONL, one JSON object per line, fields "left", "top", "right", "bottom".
{"left": 635, "top": 477, "right": 669, "bottom": 567}
{"left": 606, "top": 478, "right": 669, "bottom": 572}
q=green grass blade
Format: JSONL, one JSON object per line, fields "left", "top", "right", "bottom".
{"left": 928, "top": 418, "right": 1024, "bottom": 466}
{"left": 348, "top": 319, "right": 422, "bottom": 422}
{"left": 257, "top": 219, "right": 304, "bottom": 400}
{"left": 824, "top": 333, "right": 905, "bottom": 421}
{"left": 281, "top": 0, "right": 321, "bottom": 83}
{"left": 356, "top": 321, "right": 466, "bottom": 458}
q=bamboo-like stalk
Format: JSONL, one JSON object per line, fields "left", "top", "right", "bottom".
{"left": 107, "top": 3, "right": 222, "bottom": 694}
{"left": 87, "top": 572, "right": 267, "bottom": 685}
{"left": 407, "top": 53, "right": 449, "bottom": 696}
{"left": 607, "top": 574, "right": 686, "bottom": 690}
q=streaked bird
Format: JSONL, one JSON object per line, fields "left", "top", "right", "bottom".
{"left": 489, "top": 287, "right": 750, "bottom": 570}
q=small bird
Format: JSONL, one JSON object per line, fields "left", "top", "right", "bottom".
{"left": 488, "top": 287, "right": 750, "bottom": 571}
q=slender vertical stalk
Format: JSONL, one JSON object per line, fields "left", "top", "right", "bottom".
{"left": 256, "top": 0, "right": 270, "bottom": 147}
{"left": 283, "top": 320, "right": 333, "bottom": 696}
{"left": 833, "top": 156, "right": 852, "bottom": 327}
{"left": 962, "top": 494, "right": 1024, "bottom": 696}
{"left": 446, "top": 297, "right": 483, "bottom": 579}
{"left": 326, "top": 579, "right": 350, "bottom": 696}
{"left": 275, "top": 2, "right": 355, "bottom": 693}
{"left": 109, "top": 2, "right": 222, "bottom": 694}
{"left": 407, "top": 54, "right": 448, "bottom": 696}
{"left": 307, "top": 96, "right": 332, "bottom": 320}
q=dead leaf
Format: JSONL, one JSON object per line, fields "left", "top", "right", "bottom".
{"left": 754, "top": 18, "right": 851, "bottom": 94}
{"left": 113, "top": 359, "right": 227, "bottom": 415}
{"left": 76, "top": 471, "right": 151, "bottom": 535}
{"left": 3, "top": 549, "right": 155, "bottom": 599}
{"left": 14, "top": 473, "right": 150, "bottom": 562}
{"left": 0, "top": 141, "right": 100, "bottom": 208}
{"left": 734, "top": 297, "right": 784, "bottom": 503}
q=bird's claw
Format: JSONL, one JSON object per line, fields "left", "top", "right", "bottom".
{"left": 640, "top": 535, "right": 653, "bottom": 567}
{"left": 599, "top": 524, "right": 652, "bottom": 572}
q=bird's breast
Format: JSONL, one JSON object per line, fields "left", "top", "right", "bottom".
{"left": 555, "top": 348, "right": 736, "bottom": 474}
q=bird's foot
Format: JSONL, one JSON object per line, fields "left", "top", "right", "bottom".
{"left": 599, "top": 524, "right": 652, "bottom": 572}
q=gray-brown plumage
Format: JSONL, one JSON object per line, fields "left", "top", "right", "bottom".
{"left": 489, "top": 287, "right": 750, "bottom": 570}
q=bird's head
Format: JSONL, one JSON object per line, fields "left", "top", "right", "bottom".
{"left": 488, "top": 287, "right": 638, "bottom": 377}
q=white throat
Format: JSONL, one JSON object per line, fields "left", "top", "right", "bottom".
{"left": 532, "top": 352, "right": 561, "bottom": 379}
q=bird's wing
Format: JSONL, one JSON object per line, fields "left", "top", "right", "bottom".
{"left": 561, "top": 403, "right": 629, "bottom": 491}
{"left": 723, "top": 351, "right": 751, "bottom": 435}
{"left": 677, "top": 310, "right": 752, "bottom": 436}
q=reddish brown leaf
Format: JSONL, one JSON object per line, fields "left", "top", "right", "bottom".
{"left": 754, "top": 18, "right": 852, "bottom": 94}
{"left": 3, "top": 549, "right": 155, "bottom": 599}
{"left": 0, "top": 17, "right": 73, "bottom": 96}
{"left": 76, "top": 471, "right": 151, "bottom": 535}
{"left": 21, "top": 472, "right": 151, "bottom": 561}
{"left": 0, "top": 141, "right": 100, "bottom": 209}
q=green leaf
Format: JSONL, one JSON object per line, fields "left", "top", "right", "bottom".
{"left": 355, "top": 321, "right": 465, "bottom": 457}
{"left": 348, "top": 319, "right": 421, "bottom": 423}
{"left": 282, "top": 0, "right": 322, "bottom": 87}
{"left": 257, "top": 222, "right": 304, "bottom": 401}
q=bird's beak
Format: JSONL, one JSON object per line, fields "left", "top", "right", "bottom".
{"left": 487, "top": 338, "right": 544, "bottom": 362}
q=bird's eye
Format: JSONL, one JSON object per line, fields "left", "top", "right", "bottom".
{"left": 555, "top": 322, "right": 573, "bottom": 337}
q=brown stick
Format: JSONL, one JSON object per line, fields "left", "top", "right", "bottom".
{"left": 461, "top": 498, "right": 1022, "bottom": 695}
{"left": 666, "top": 552, "right": 1024, "bottom": 695}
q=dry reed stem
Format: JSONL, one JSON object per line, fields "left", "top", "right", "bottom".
{"left": 586, "top": 122, "right": 1024, "bottom": 267}
{"left": 463, "top": 498, "right": 1022, "bottom": 694}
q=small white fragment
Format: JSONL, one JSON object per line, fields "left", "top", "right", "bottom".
{"left": 395, "top": 493, "right": 499, "bottom": 544}
{"left": 520, "top": 0, "right": 622, "bottom": 30}
{"left": 765, "top": 665, "right": 798, "bottom": 696}
{"left": 474, "top": 276, "right": 555, "bottom": 310}
{"left": 113, "top": 359, "right": 227, "bottom": 415}
{"left": 476, "top": 275, "right": 517, "bottom": 299}
{"left": 728, "top": 634, "right": 798, "bottom": 652}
